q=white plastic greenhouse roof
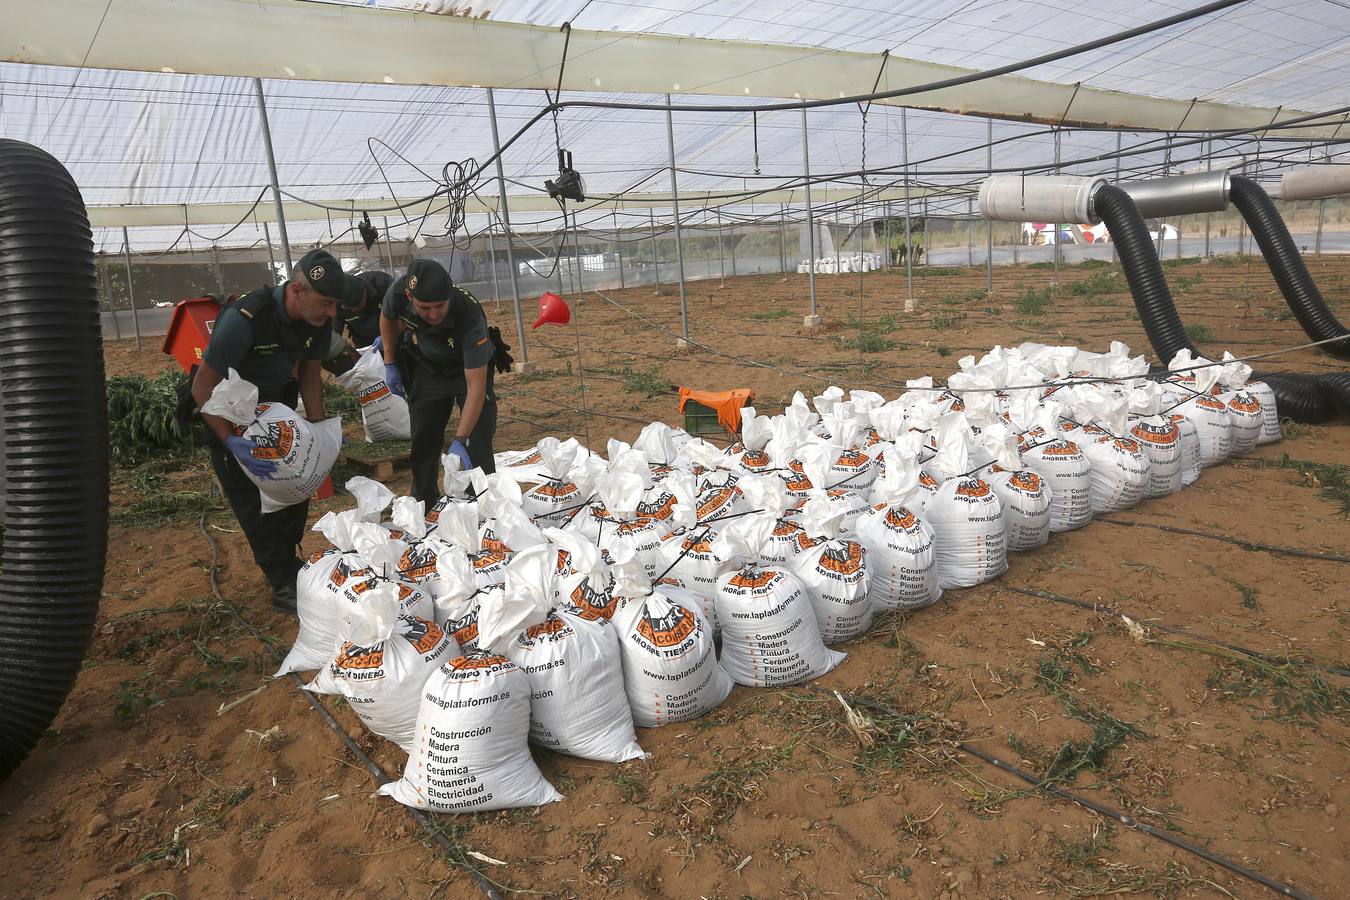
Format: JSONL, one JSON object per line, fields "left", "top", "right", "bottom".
{"left": 2, "top": 0, "right": 1347, "bottom": 251}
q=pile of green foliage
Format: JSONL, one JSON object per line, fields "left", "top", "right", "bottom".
{"left": 106, "top": 370, "right": 198, "bottom": 465}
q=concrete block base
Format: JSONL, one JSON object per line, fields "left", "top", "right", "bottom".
{"left": 511, "top": 360, "right": 534, "bottom": 374}
{"left": 803, "top": 314, "right": 823, "bottom": 328}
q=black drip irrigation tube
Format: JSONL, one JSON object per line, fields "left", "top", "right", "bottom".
{"left": 1092, "top": 183, "right": 1347, "bottom": 423}
{"left": 0, "top": 140, "right": 109, "bottom": 780}
{"left": 197, "top": 517, "right": 503, "bottom": 900}
{"left": 809, "top": 687, "right": 1317, "bottom": 900}
{"left": 1002, "top": 586, "right": 1350, "bottom": 678}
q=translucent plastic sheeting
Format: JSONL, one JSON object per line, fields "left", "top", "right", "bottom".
{"left": 346, "top": 0, "right": 1350, "bottom": 112}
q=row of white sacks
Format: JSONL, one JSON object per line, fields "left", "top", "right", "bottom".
{"left": 796, "top": 252, "right": 883, "bottom": 275}
{"left": 251, "top": 340, "right": 1279, "bottom": 814}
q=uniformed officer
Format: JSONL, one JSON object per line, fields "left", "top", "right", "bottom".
{"left": 191, "top": 248, "right": 346, "bottom": 612}
{"left": 339, "top": 269, "right": 393, "bottom": 349}
{"left": 379, "top": 258, "right": 497, "bottom": 505}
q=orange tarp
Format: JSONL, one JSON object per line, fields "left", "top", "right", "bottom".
{"left": 678, "top": 387, "right": 755, "bottom": 433}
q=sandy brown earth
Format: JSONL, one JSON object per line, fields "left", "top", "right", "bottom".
{"left": 1, "top": 256, "right": 1347, "bottom": 899}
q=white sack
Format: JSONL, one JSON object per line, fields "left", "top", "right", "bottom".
{"left": 201, "top": 369, "right": 341, "bottom": 513}
{"left": 335, "top": 345, "right": 411, "bottom": 441}
{"left": 379, "top": 652, "right": 562, "bottom": 813}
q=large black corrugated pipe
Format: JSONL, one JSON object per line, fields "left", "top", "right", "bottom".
{"left": 1228, "top": 174, "right": 1350, "bottom": 360}
{"left": 1096, "top": 182, "right": 1339, "bottom": 423}
{"left": 1093, "top": 184, "right": 1198, "bottom": 363}
{"left": 0, "top": 140, "right": 108, "bottom": 780}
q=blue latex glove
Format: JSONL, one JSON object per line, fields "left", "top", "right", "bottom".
{"left": 446, "top": 439, "right": 473, "bottom": 473}
{"left": 371, "top": 335, "right": 383, "bottom": 354}
{"left": 225, "top": 435, "right": 277, "bottom": 479}
{"left": 384, "top": 362, "right": 406, "bottom": 398}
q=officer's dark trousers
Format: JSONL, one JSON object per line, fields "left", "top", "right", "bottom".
{"left": 405, "top": 355, "right": 497, "bottom": 507}
{"left": 208, "top": 444, "right": 309, "bottom": 590}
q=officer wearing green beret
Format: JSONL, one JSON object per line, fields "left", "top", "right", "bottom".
{"left": 191, "top": 248, "right": 346, "bottom": 612}
{"left": 379, "top": 258, "right": 497, "bottom": 505}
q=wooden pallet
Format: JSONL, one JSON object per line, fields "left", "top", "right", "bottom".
{"left": 341, "top": 441, "right": 413, "bottom": 481}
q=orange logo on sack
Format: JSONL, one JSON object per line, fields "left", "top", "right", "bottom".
{"left": 335, "top": 642, "right": 384, "bottom": 671}
{"left": 524, "top": 617, "right": 568, "bottom": 640}
{"left": 448, "top": 615, "right": 479, "bottom": 647}
{"left": 307, "top": 549, "right": 329, "bottom": 565}
{"left": 836, "top": 450, "right": 869, "bottom": 469}
{"left": 919, "top": 471, "right": 939, "bottom": 489}
{"left": 329, "top": 558, "right": 358, "bottom": 588}
{"left": 405, "top": 617, "right": 446, "bottom": 654}
{"left": 511, "top": 450, "right": 543, "bottom": 467}
{"left": 249, "top": 421, "right": 295, "bottom": 461}
{"left": 1040, "top": 439, "right": 1080, "bottom": 457}
{"left": 697, "top": 487, "right": 736, "bottom": 520}
{"left": 399, "top": 544, "right": 437, "bottom": 580}
{"left": 638, "top": 493, "right": 677, "bottom": 521}
{"left": 1196, "top": 396, "right": 1226, "bottom": 412}
{"left": 637, "top": 606, "right": 697, "bottom": 648}
{"left": 784, "top": 472, "right": 812, "bottom": 491}
{"left": 358, "top": 384, "right": 390, "bottom": 406}
{"left": 426, "top": 497, "right": 449, "bottom": 525}
{"left": 479, "top": 529, "right": 510, "bottom": 558}
{"left": 795, "top": 531, "right": 821, "bottom": 552}
{"left": 773, "top": 519, "right": 802, "bottom": 537}
{"left": 1130, "top": 420, "right": 1178, "bottom": 445}
{"left": 730, "top": 569, "right": 777, "bottom": 589}
{"left": 1230, "top": 393, "right": 1261, "bottom": 413}
{"left": 533, "top": 481, "right": 578, "bottom": 499}
{"left": 819, "top": 541, "right": 863, "bottom": 575}
{"left": 1112, "top": 437, "right": 1141, "bottom": 453}
{"left": 885, "top": 508, "right": 917, "bottom": 529}
{"left": 450, "top": 653, "right": 509, "bottom": 671}
{"left": 741, "top": 450, "right": 771, "bottom": 470}
{"left": 570, "top": 577, "right": 618, "bottom": 620}
{"left": 1008, "top": 471, "right": 1042, "bottom": 492}
{"left": 955, "top": 479, "right": 991, "bottom": 498}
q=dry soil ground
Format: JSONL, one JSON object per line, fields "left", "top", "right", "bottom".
{"left": 2, "top": 256, "right": 1348, "bottom": 899}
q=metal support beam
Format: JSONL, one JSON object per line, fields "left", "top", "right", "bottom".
{"left": 902, "top": 107, "right": 914, "bottom": 313}
{"left": 802, "top": 107, "right": 819, "bottom": 324}
{"left": 613, "top": 211, "right": 625, "bottom": 289}
{"left": 1052, "top": 129, "right": 1061, "bottom": 285}
{"left": 986, "top": 116, "right": 993, "bottom": 293}
{"left": 650, "top": 209, "right": 661, "bottom": 294}
{"left": 383, "top": 216, "right": 395, "bottom": 272}
{"left": 262, "top": 220, "right": 278, "bottom": 284}
{"left": 1112, "top": 131, "right": 1122, "bottom": 265}
{"left": 252, "top": 77, "right": 292, "bottom": 273}
{"left": 666, "top": 94, "right": 689, "bottom": 343}
{"left": 122, "top": 226, "right": 141, "bottom": 351}
{"left": 716, "top": 208, "right": 725, "bottom": 286}
{"left": 486, "top": 87, "right": 528, "bottom": 367}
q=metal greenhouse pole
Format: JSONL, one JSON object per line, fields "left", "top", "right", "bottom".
{"left": 486, "top": 88, "right": 528, "bottom": 367}
{"left": 252, "top": 78, "right": 293, "bottom": 273}
{"left": 902, "top": 107, "right": 914, "bottom": 313}
{"left": 802, "top": 107, "right": 819, "bottom": 324}
{"left": 666, "top": 94, "right": 689, "bottom": 343}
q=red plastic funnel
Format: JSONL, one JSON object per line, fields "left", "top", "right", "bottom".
{"left": 533, "top": 291, "right": 570, "bottom": 328}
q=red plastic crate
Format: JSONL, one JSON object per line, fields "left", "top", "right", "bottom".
{"left": 161, "top": 296, "right": 222, "bottom": 372}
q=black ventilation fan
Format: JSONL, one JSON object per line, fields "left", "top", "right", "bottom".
{"left": 358, "top": 212, "right": 379, "bottom": 250}
{"left": 544, "top": 149, "right": 586, "bottom": 203}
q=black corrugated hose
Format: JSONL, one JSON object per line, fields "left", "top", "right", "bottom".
{"left": 1094, "top": 182, "right": 1343, "bottom": 423}
{"left": 0, "top": 140, "right": 109, "bottom": 780}
{"left": 1229, "top": 175, "right": 1350, "bottom": 361}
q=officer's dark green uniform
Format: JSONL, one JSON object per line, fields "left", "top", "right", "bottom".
{"left": 382, "top": 269, "right": 497, "bottom": 505}
{"left": 203, "top": 278, "right": 334, "bottom": 594}
{"left": 340, "top": 270, "right": 392, "bottom": 348}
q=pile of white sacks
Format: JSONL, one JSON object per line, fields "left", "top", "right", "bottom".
{"left": 278, "top": 340, "right": 1279, "bottom": 814}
